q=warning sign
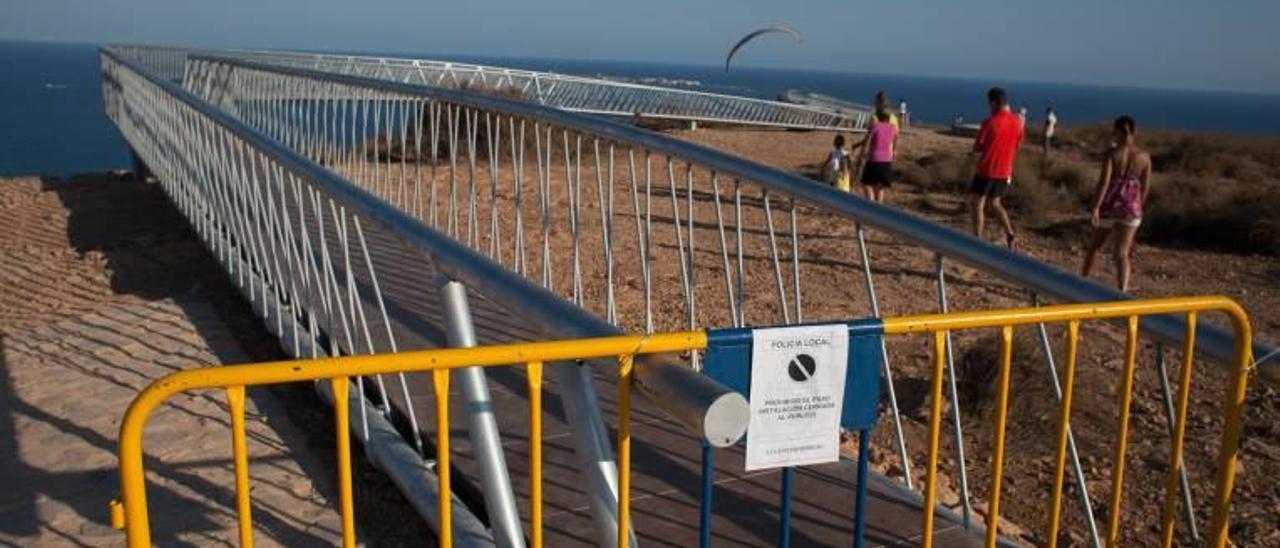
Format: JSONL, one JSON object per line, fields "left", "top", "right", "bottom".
{"left": 745, "top": 324, "right": 849, "bottom": 470}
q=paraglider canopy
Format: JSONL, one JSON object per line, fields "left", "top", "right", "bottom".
{"left": 725, "top": 25, "right": 803, "bottom": 72}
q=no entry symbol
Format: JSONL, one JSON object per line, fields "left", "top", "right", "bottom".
{"left": 787, "top": 353, "right": 817, "bottom": 382}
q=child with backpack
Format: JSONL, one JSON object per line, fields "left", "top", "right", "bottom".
{"left": 822, "top": 134, "right": 852, "bottom": 192}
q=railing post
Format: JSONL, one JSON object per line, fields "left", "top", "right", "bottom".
{"left": 439, "top": 281, "right": 527, "bottom": 548}
{"left": 855, "top": 223, "right": 912, "bottom": 489}
{"left": 1031, "top": 293, "right": 1102, "bottom": 548}
{"left": 933, "top": 255, "right": 972, "bottom": 528}
{"left": 1153, "top": 343, "right": 1200, "bottom": 542}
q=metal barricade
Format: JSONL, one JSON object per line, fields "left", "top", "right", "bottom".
{"left": 882, "top": 296, "right": 1253, "bottom": 548}
{"left": 110, "top": 330, "right": 706, "bottom": 548}
{"left": 110, "top": 296, "right": 1255, "bottom": 548}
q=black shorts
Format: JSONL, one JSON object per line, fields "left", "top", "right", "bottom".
{"left": 861, "top": 161, "right": 893, "bottom": 187}
{"left": 970, "top": 177, "right": 1010, "bottom": 198}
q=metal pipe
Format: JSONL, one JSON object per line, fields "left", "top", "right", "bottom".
{"left": 933, "top": 255, "right": 972, "bottom": 527}
{"left": 1154, "top": 343, "right": 1200, "bottom": 541}
{"left": 856, "top": 224, "right": 912, "bottom": 489}
{"left": 439, "top": 281, "right": 527, "bottom": 548}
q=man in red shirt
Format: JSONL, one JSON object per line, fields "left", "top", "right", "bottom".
{"left": 970, "top": 87, "right": 1023, "bottom": 248}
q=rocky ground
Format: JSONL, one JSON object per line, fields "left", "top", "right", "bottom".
{"left": 0, "top": 174, "right": 430, "bottom": 546}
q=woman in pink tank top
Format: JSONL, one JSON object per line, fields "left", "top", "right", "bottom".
{"left": 856, "top": 109, "right": 899, "bottom": 203}
{"left": 1081, "top": 115, "right": 1152, "bottom": 292}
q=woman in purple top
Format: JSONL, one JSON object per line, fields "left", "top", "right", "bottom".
{"left": 858, "top": 109, "right": 899, "bottom": 202}
{"left": 1081, "top": 115, "right": 1152, "bottom": 292}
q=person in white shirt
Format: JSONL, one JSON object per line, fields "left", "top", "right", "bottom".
{"left": 1043, "top": 107, "right": 1059, "bottom": 153}
{"left": 1017, "top": 107, "right": 1028, "bottom": 128}
{"left": 898, "top": 99, "right": 909, "bottom": 127}
{"left": 821, "top": 134, "right": 852, "bottom": 192}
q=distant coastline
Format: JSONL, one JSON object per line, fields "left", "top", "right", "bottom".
{"left": 3, "top": 40, "right": 1279, "bottom": 177}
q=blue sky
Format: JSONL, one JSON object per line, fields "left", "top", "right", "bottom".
{"left": 3, "top": 0, "right": 1278, "bottom": 93}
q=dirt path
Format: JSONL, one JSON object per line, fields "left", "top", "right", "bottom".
{"left": 0, "top": 174, "right": 429, "bottom": 546}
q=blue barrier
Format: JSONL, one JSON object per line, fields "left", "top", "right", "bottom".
{"left": 702, "top": 320, "right": 885, "bottom": 548}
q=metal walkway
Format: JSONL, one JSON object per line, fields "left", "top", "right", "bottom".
{"left": 111, "top": 44, "right": 869, "bottom": 132}
{"left": 100, "top": 42, "right": 1276, "bottom": 547}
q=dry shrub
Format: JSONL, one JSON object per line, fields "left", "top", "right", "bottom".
{"left": 1144, "top": 177, "right": 1280, "bottom": 255}
{"left": 1042, "top": 126, "right": 1280, "bottom": 255}
{"left": 914, "top": 152, "right": 972, "bottom": 193}
{"left": 896, "top": 162, "right": 932, "bottom": 189}
{"left": 1059, "top": 125, "right": 1280, "bottom": 182}
{"left": 1045, "top": 162, "right": 1094, "bottom": 205}
{"left": 954, "top": 328, "right": 1051, "bottom": 414}
{"left": 1003, "top": 155, "right": 1058, "bottom": 223}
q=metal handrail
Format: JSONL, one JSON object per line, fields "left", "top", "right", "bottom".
{"left": 102, "top": 45, "right": 752, "bottom": 548}
{"left": 107, "top": 44, "right": 867, "bottom": 131}
{"left": 184, "top": 51, "right": 1277, "bottom": 384}
{"left": 102, "top": 46, "right": 749, "bottom": 433}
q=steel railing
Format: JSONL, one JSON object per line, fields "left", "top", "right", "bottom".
{"left": 109, "top": 44, "right": 868, "bottom": 131}
{"left": 100, "top": 46, "right": 749, "bottom": 548}
{"left": 177, "top": 50, "right": 923, "bottom": 498}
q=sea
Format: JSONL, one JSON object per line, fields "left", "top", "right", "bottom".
{"left": 4, "top": 39, "right": 1280, "bottom": 177}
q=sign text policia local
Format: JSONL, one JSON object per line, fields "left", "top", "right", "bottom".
{"left": 746, "top": 324, "right": 849, "bottom": 470}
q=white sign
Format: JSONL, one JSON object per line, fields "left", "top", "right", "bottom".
{"left": 745, "top": 324, "right": 849, "bottom": 471}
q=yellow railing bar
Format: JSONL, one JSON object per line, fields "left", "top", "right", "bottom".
{"left": 921, "top": 331, "right": 947, "bottom": 548}
{"left": 434, "top": 369, "right": 452, "bottom": 548}
{"left": 226, "top": 386, "right": 254, "bottom": 548}
{"left": 881, "top": 295, "right": 1242, "bottom": 334}
{"left": 526, "top": 361, "right": 544, "bottom": 548}
{"left": 1105, "top": 317, "right": 1140, "bottom": 547}
{"left": 1161, "top": 313, "right": 1197, "bottom": 547}
{"left": 1045, "top": 320, "right": 1080, "bottom": 548}
{"left": 332, "top": 377, "right": 356, "bottom": 548}
{"left": 984, "top": 326, "right": 1014, "bottom": 548}
{"left": 617, "top": 354, "right": 635, "bottom": 548}
{"left": 1209, "top": 324, "right": 1252, "bottom": 548}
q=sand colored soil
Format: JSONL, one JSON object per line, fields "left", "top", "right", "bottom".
{"left": 0, "top": 174, "right": 428, "bottom": 546}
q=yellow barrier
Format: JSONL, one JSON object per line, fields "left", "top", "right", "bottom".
{"left": 110, "top": 296, "right": 1253, "bottom": 547}
{"left": 109, "top": 330, "right": 705, "bottom": 548}
{"left": 882, "top": 296, "right": 1253, "bottom": 548}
